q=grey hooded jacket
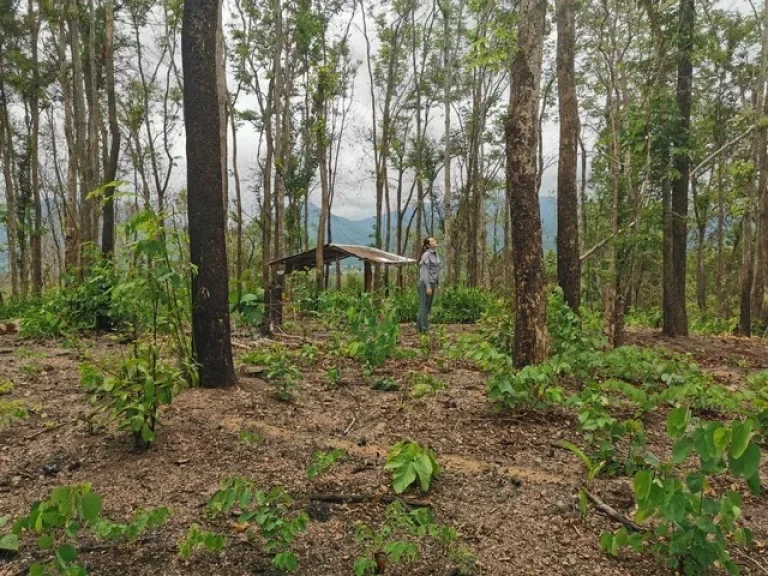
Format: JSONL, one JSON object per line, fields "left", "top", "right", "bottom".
{"left": 419, "top": 249, "right": 441, "bottom": 288}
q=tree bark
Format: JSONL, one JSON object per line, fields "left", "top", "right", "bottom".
{"left": 555, "top": 0, "right": 580, "bottom": 311}
{"left": 182, "top": 0, "right": 236, "bottom": 388}
{"left": 506, "top": 0, "right": 548, "bottom": 367}
{"left": 29, "top": 0, "right": 42, "bottom": 293}
{"left": 58, "top": 10, "right": 79, "bottom": 275}
{"left": 440, "top": 0, "right": 453, "bottom": 285}
{"left": 101, "top": 0, "right": 120, "bottom": 256}
{"left": 663, "top": 0, "right": 693, "bottom": 337}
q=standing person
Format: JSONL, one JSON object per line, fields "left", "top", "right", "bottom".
{"left": 417, "top": 237, "right": 441, "bottom": 333}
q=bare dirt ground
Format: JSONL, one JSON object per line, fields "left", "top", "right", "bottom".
{"left": 1, "top": 326, "right": 767, "bottom": 575}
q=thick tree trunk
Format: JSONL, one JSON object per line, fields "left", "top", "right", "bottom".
{"left": 555, "top": 0, "right": 580, "bottom": 311}
{"left": 182, "top": 0, "right": 236, "bottom": 388}
{"left": 506, "top": 0, "right": 548, "bottom": 367}
{"left": 102, "top": 0, "right": 120, "bottom": 256}
{"left": 757, "top": 0, "right": 768, "bottom": 325}
{"left": 663, "top": 0, "right": 693, "bottom": 337}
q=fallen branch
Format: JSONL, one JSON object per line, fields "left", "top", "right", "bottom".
{"left": 24, "top": 418, "right": 79, "bottom": 441}
{"left": 308, "top": 492, "right": 432, "bottom": 509}
{"left": 343, "top": 416, "right": 356, "bottom": 436}
{"left": 585, "top": 490, "right": 645, "bottom": 533}
{"left": 734, "top": 548, "right": 768, "bottom": 575}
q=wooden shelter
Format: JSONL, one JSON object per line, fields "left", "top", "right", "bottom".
{"left": 262, "top": 244, "right": 416, "bottom": 331}
{"left": 270, "top": 244, "right": 416, "bottom": 292}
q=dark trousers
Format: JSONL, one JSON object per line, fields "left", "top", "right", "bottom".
{"left": 417, "top": 281, "right": 435, "bottom": 332}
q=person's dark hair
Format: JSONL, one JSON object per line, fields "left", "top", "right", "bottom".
{"left": 421, "top": 237, "right": 431, "bottom": 257}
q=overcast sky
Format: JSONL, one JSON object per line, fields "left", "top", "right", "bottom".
{"left": 160, "top": 0, "right": 754, "bottom": 221}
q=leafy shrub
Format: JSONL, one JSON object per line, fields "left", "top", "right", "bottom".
{"left": 342, "top": 304, "right": 399, "bottom": 371}
{"left": 408, "top": 371, "right": 446, "bottom": 399}
{"left": 385, "top": 440, "right": 441, "bottom": 494}
{"left": 353, "top": 502, "right": 474, "bottom": 576}
{"left": 601, "top": 408, "right": 763, "bottom": 575}
{"left": 230, "top": 290, "right": 265, "bottom": 327}
{"left": 81, "top": 344, "right": 185, "bottom": 449}
{"left": 178, "top": 524, "right": 226, "bottom": 558}
{"left": 326, "top": 365, "right": 342, "bottom": 387}
{"left": 2, "top": 484, "right": 169, "bottom": 575}
{"left": 20, "top": 252, "right": 122, "bottom": 339}
{"left": 568, "top": 387, "right": 652, "bottom": 476}
{"left": 370, "top": 376, "right": 400, "bottom": 391}
{"left": 307, "top": 449, "right": 347, "bottom": 479}
{"left": 389, "top": 286, "right": 496, "bottom": 325}
{"left": 199, "top": 478, "right": 308, "bottom": 573}
{"left": 0, "top": 399, "right": 28, "bottom": 425}
{"left": 242, "top": 345, "right": 302, "bottom": 401}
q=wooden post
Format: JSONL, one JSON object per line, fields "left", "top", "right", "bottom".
{"left": 336, "top": 255, "right": 342, "bottom": 290}
{"left": 364, "top": 261, "right": 373, "bottom": 293}
{"left": 273, "top": 270, "right": 284, "bottom": 328}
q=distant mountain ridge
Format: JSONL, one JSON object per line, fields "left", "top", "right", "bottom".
{"left": 307, "top": 197, "right": 557, "bottom": 254}
{"left": 0, "top": 197, "right": 557, "bottom": 273}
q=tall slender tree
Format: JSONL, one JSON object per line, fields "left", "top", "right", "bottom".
{"left": 663, "top": 0, "right": 694, "bottom": 336}
{"left": 556, "top": 0, "right": 580, "bottom": 311}
{"left": 506, "top": 0, "right": 548, "bottom": 366}
{"left": 182, "top": 0, "right": 236, "bottom": 388}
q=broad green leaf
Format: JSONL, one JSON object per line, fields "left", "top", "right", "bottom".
{"left": 141, "top": 424, "right": 155, "bottom": 444}
{"left": 56, "top": 542, "right": 78, "bottom": 564}
{"left": 81, "top": 493, "right": 103, "bottom": 525}
{"left": 412, "top": 454, "right": 434, "bottom": 492}
{"left": 272, "top": 551, "right": 298, "bottom": 572}
{"left": 672, "top": 437, "right": 694, "bottom": 464}
{"left": 392, "top": 465, "right": 417, "bottom": 494}
{"left": 662, "top": 490, "right": 686, "bottom": 524}
{"left": 30, "top": 564, "right": 46, "bottom": 576}
{"left": 685, "top": 473, "right": 704, "bottom": 494}
{"left": 634, "top": 470, "right": 652, "bottom": 502}
{"left": 746, "top": 472, "right": 762, "bottom": 495}
{"left": 739, "top": 443, "right": 761, "bottom": 479}
{"left": 354, "top": 557, "right": 376, "bottom": 576}
{"left": 713, "top": 426, "right": 732, "bottom": 455}
{"left": 730, "top": 420, "right": 753, "bottom": 459}
{"left": 666, "top": 406, "right": 690, "bottom": 438}
{"left": 37, "top": 534, "right": 53, "bottom": 550}
{"left": 0, "top": 533, "right": 19, "bottom": 552}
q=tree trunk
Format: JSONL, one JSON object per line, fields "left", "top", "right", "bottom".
{"left": 102, "top": 0, "right": 120, "bottom": 256}
{"left": 58, "top": 11, "right": 79, "bottom": 275}
{"left": 555, "top": 0, "right": 580, "bottom": 311}
{"left": 217, "top": 0, "right": 228, "bottom": 216}
{"left": 29, "top": 0, "right": 42, "bottom": 293}
{"left": 182, "top": 0, "right": 236, "bottom": 388}
{"left": 230, "top": 99, "right": 243, "bottom": 302}
{"left": 506, "top": 0, "right": 548, "bottom": 367}
{"left": 757, "top": 0, "right": 768, "bottom": 325}
{"left": 440, "top": 0, "right": 453, "bottom": 285}
{"left": 272, "top": 0, "right": 285, "bottom": 263}
{"left": 86, "top": 0, "right": 100, "bottom": 246}
{"left": 0, "top": 84, "right": 19, "bottom": 296}
{"left": 663, "top": 0, "right": 693, "bottom": 337}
